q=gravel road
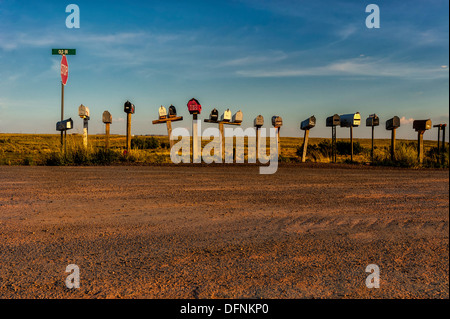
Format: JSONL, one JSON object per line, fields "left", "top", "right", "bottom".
{"left": 0, "top": 165, "right": 448, "bottom": 298}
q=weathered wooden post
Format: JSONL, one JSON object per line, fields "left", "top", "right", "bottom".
{"left": 340, "top": 112, "right": 361, "bottom": 162}
{"left": 102, "top": 111, "right": 112, "bottom": 149}
{"left": 433, "top": 124, "right": 447, "bottom": 165}
{"left": 152, "top": 105, "right": 183, "bottom": 149}
{"left": 271, "top": 116, "right": 283, "bottom": 158}
{"left": 366, "top": 114, "right": 379, "bottom": 163}
{"left": 300, "top": 116, "right": 316, "bottom": 163}
{"left": 386, "top": 116, "right": 400, "bottom": 162}
{"left": 326, "top": 114, "right": 340, "bottom": 163}
{"left": 413, "top": 119, "right": 432, "bottom": 164}
{"left": 78, "top": 104, "right": 90, "bottom": 149}
{"left": 254, "top": 115, "right": 264, "bottom": 163}
{"left": 123, "top": 101, "right": 135, "bottom": 153}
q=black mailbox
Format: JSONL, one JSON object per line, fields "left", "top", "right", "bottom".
{"left": 56, "top": 118, "right": 73, "bottom": 131}
{"left": 413, "top": 119, "right": 432, "bottom": 131}
{"left": 102, "top": 111, "right": 112, "bottom": 124}
{"left": 168, "top": 105, "right": 177, "bottom": 117}
{"left": 210, "top": 108, "right": 219, "bottom": 121}
{"left": 124, "top": 100, "right": 135, "bottom": 114}
{"left": 301, "top": 116, "right": 316, "bottom": 130}
{"left": 366, "top": 114, "right": 379, "bottom": 127}
{"left": 386, "top": 116, "right": 400, "bottom": 130}
{"left": 326, "top": 114, "right": 340, "bottom": 127}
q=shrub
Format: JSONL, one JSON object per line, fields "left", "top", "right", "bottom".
{"left": 336, "top": 141, "right": 365, "bottom": 155}
{"left": 131, "top": 136, "right": 160, "bottom": 149}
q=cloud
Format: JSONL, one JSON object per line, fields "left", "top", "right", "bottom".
{"left": 400, "top": 117, "right": 414, "bottom": 125}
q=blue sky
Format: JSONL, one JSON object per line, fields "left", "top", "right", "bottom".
{"left": 0, "top": 0, "right": 448, "bottom": 140}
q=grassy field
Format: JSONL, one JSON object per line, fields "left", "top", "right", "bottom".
{"left": 0, "top": 133, "right": 448, "bottom": 168}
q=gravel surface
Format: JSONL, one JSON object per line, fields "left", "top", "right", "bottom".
{"left": 0, "top": 165, "right": 448, "bottom": 299}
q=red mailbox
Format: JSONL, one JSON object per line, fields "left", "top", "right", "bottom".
{"left": 187, "top": 98, "right": 202, "bottom": 115}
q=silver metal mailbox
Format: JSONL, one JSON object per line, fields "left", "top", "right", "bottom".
{"left": 366, "top": 114, "right": 379, "bottom": 127}
{"left": 254, "top": 115, "right": 264, "bottom": 127}
{"left": 300, "top": 116, "right": 316, "bottom": 130}
{"left": 340, "top": 112, "right": 361, "bottom": 127}
{"left": 56, "top": 118, "right": 73, "bottom": 131}
{"left": 78, "top": 104, "right": 90, "bottom": 119}
{"left": 386, "top": 116, "right": 400, "bottom": 130}
{"left": 326, "top": 114, "right": 340, "bottom": 127}
{"left": 413, "top": 119, "right": 432, "bottom": 131}
{"left": 221, "top": 109, "right": 232, "bottom": 122}
{"left": 158, "top": 106, "right": 167, "bottom": 119}
{"left": 272, "top": 116, "right": 283, "bottom": 127}
{"left": 102, "top": 111, "right": 112, "bottom": 124}
{"left": 232, "top": 110, "right": 243, "bottom": 123}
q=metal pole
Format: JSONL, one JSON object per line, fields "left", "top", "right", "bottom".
{"left": 192, "top": 114, "right": 200, "bottom": 163}
{"left": 437, "top": 127, "right": 441, "bottom": 155}
{"left": 61, "top": 81, "right": 64, "bottom": 150}
{"left": 256, "top": 127, "right": 260, "bottom": 164}
{"left": 83, "top": 118, "right": 88, "bottom": 149}
{"left": 126, "top": 112, "right": 132, "bottom": 153}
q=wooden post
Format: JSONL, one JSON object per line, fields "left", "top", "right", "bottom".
{"left": 391, "top": 129, "right": 396, "bottom": 162}
{"left": 166, "top": 120, "right": 173, "bottom": 149}
{"left": 256, "top": 127, "right": 260, "bottom": 163}
{"left": 371, "top": 125, "right": 374, "bottom": 163}
{"left": 418, "top": 131, "right": 424, "bottom": 164}
{"left": 83, "top": 118, "right": 88, "bottom": 149}
{"left": 276, "top": 127, "right": 281, "bottom": 158}
{"left": 350, "top": 126, "right": 353, "bottom": 162}
{"left": 301, "top": 129, "right": 310, "bottom": 163}
{"left": 219, "top": 122, "right": 224, "bottom": 163}
{"left": 332, "top": 126, "right": 337, "bottom": 163}
{"left": 105, "top": 123, "right": 110, "bottom": 149}
{"left": 437, "top": 127, "right": 441, "bottom": 154}
{"left": 126, "top": 112, "right": 132, "bottom": 153}
{"left": 192, "top": 114, "right": 200, "bottom": 163}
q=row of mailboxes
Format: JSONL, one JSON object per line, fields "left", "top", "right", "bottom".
{"left": 56, "top": 118, "right": 73, "bottom": 131}
{"left": 366, "top": 114, "right": 379, "bottom": 127}
{"left": 300, "top": 116, "right": 316, "bottom": 130}
{"left": 124, "top": 101, "right": 135, "bottom": 114}
{"left": 413, "top": 119, "right": 432, "bottom": 132}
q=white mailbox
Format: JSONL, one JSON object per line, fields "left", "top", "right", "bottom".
{"left": 158, "top": 106, "right": 167, "bottom": 119}
{"left": 78, "top": 104, "right": 90, "bottom": 119}
{"left": 232, "top": 110, "right": 243, "bottom": 123}
{"left": 221, "top": 109, "right": 232, "bottom": 122}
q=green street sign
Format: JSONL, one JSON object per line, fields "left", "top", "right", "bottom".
{"left": 52, "top": 49, "right": 76, "bottom": 55}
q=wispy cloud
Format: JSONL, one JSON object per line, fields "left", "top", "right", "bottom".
{"left": 400, "top": 116, "right": 415, "bottom": 125}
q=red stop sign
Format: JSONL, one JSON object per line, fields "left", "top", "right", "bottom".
{"left": 61, "top": 55, "right": 69, "bottom": 85}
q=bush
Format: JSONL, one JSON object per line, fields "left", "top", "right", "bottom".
{"left": 131, "top": 136, "right": 160, "bottom": 149}
{"left": 296, "top": 139, "right": 333, "bottom": 162}
{"left": 336, "top": 141, "right": 365, "bottom": 155}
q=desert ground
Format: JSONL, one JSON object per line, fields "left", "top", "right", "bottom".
{"left": 0, "top": 164, "right": 448, "bottom": 299}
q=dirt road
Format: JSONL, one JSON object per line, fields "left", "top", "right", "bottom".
{"left": 0, "top": 165, "right": 448, "bottom": 298}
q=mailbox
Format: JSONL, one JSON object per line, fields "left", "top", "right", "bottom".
{"left": 221, "top": 109, "right": 231, "bottom": 122}
{"left": 340, "top": 112, "right": 361, "bottom": 127}
{"left": 78, "top": 104, "right": 90, "bottom": 119}
{"left": 168, "top": 105, "right": 177, "bottom": 118}
{"left": 254, "top": 115, "right": 264, "bottom": 127}
{"left": 326, "top": 114, "right": 340, "bottom": 127}
{"left": 56, "top": 118, "right": 73, "bottom": 131}
{"left": 386, "top": 116, "right": 400, "bottom": 130}
{"left": 102, "top": 111, "right": 112, "bottom": 124}
{"left": 413, "top": 119, "right": 432, "bottom": 131}
{"left": 272, "top": 116, "right": 283, "bottom": 127}
{"left": 124, "top": 101, "right": 135, "bottom": 114}
{"left": 187, "top": 98, "right": 202, "bottom": 115}
{"left": 210, "top": 108, "right": 219, "bottom": 121}
{"left": 232, "top": 110, "right": 243, "bottom": 123}
{"left": 158, "top": 106, "right": 167, "bottom": 119}
{"left": 301, "top": 116, "right": 316, "bottom": 130}
{"left": 366, "top": 114, "right": 379, "bottom": 127}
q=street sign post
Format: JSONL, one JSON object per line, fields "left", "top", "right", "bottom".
{"left": 52, "top": 49, "right": 77, "bottom": 55}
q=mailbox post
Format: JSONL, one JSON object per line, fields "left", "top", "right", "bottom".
{"left": 413, "top": 119, "right": 432, "bottom": 164}
{"left": 386, "top": 116, "right": 400, "bottom": 162}
{"left": 56, "top": 118, "right": 74, "bottom": 154}
{"left": 187, "top": 98, "right": 202, "bottom": 163}
{"left": 340, "top": 112, "right": 361, "bottom": 162}
{"left": 326, "top": 114, "right": 340, "bottom": 163}
{"left": 366, "top": 114, "right": 379, "bottom": 163}
{"left": 300, "top": 116, "right": 316, "bottom": 163}
{"left": 102, "top": 111, "right": 112, "bottom": 149}
{"left": 433, "top": 124, "right": 447, "bottom": 154}
{"left": 204, "top": 108, "right": 242, "bottom": 162}
{"left": 272, "top": 116, "right": 283, "bottom": 158}
{"left": 124, "top": 101, "right": 135, "bottom": 153}
{"left": 78, "top": 104, "right": 90, "bottom": 149}
{"left": 152, "top": 105, "right": 183, "bottom": 149}
{"left": 254, "top": 115, "right": 264, "bottom": 163}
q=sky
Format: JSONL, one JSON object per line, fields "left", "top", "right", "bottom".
{"left": 0, "top": 0, "right": 448, "bottom": 140}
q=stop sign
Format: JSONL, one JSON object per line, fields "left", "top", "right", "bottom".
{"left": 61, "top": 55, "right": 69, "bottom": 85}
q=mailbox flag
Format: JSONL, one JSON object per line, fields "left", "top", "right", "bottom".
{"left": 61, "top": 55, "right": 69, "bottom": 85}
